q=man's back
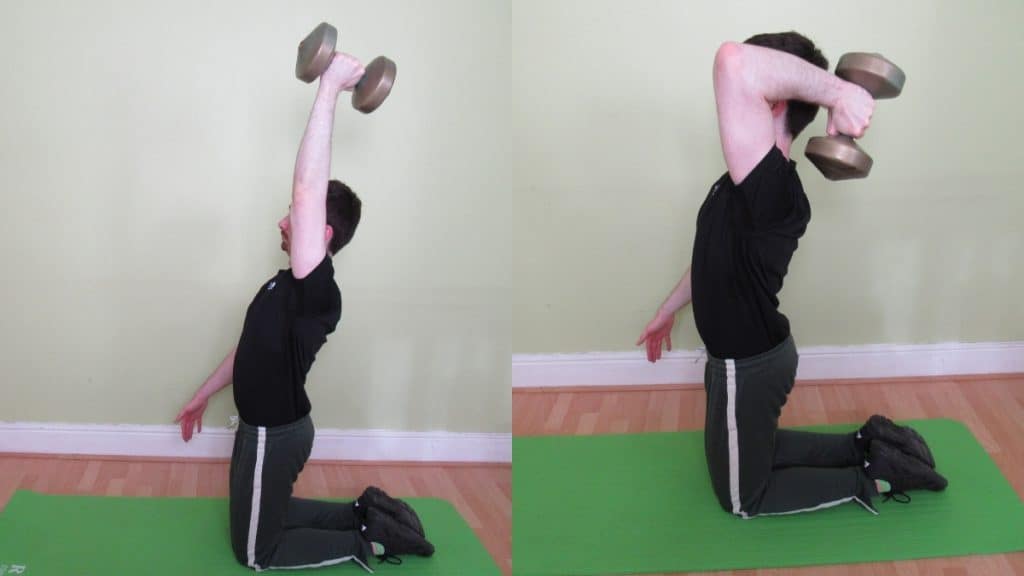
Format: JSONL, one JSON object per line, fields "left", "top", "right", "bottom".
{"left": 233, "top": 256, "right": 341, "bottom": 427}
{"left": 690, "top": 146, "right": 810, "bottom": 360}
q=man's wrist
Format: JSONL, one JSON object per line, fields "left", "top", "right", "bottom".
{"left": 315, "top": 81, "right": 342, "bottom": 102}
{"left": 197, "top": 383, "right": 217, "bottom": 401}
{"left": 823, "top": 74, "right": 847, "bottom": 110}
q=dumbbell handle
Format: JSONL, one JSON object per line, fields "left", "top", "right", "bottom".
{"left": 805, "top": 54, "right": 903, "bottom": 180}
{"left": 296, "top": 23, "right": 396, "bottom": 113}
{"left": 833, "top": 54, "right": 905, "bottom": 139}
{"left": 320, "top": 49, "right": 370, "bottom": 89}
{"left": 319, "top": 52, "right": 396, "bottom": 114}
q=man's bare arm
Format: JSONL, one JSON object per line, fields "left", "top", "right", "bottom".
{"left": 712, "top": 42, "right": 873, "bottom": 184}
{"left": 290, "top": 53, "right": 364, "bottom": 279}
{"left": 657, "top": 266, "right": 693, "bottom": 318}
{"left": 174, "top": 347, "right": 236, "bottom": 441}
{"left": 636, "top": 267, "right": 692, "bottom": 363}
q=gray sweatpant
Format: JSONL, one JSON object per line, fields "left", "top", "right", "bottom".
{"left": 703, "top": 336, "right": 876, "bottom": 517}
{"left": 229, "top": 415, "right": 372, "bottom": 572}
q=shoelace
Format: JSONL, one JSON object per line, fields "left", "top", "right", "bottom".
{"left": 882, "top": 491, "right": 911, "bottom": 504}
{"left": 377, "top": 554, "right": 403, "bottom": 565}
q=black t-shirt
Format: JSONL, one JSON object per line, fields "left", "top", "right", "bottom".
{"left": 232, "top": 256, "right": 341, "bottom": 427}
{"left": 691, "top": 146, "right": 811, "bottom": 359}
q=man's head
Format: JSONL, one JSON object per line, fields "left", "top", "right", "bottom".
{"left": 278, "top": 179, "right": 362, "bottom": 256}
{"left": 744, "top": 31, "right": 829, "bottom": 139}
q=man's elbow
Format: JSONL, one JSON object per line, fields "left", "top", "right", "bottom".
{"left": 713, "top": 41, "right": 747, "bottom": 83}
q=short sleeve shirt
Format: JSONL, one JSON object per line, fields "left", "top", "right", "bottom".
{"left": 690, "top": 146, "right": 811, "bottom": 359}
{"left": 232, "top": 256, "right": 341, "bottom": 427}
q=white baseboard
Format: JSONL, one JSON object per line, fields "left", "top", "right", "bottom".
{"left": 512, "top": 341, "right": 1024, "bottom": 388}
{"left": 0, "top": 423, "right": 511, "bottom": 463}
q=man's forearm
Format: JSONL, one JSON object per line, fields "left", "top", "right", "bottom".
{"left": 293, "top": 84, "right": 340, "bottom": 201}
{"left": 193, "top": 347, "right": 236, "bottom": 401}
{"left": 658, "top": 267, "right": 692, "bottom": 316}
{"left": 719, "top": 42, "right": 843, "bottom": 109}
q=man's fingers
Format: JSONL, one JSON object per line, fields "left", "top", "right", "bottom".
{"left": 642, "top": 325, "right": 677, "bottom": 363}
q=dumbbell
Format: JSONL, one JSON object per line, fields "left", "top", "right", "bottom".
{"left": 295, "top": 22, "right": 397, "bottom": 114}
{"left": 804, "top": 53, "right": 906, "bottom": 181}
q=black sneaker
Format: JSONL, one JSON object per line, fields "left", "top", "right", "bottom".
{"left": 362, "top": 506, "right": 435, "bottom": 558}
{"left": 865, "top": 439, "right": 948, "bottom": 494}
{"left": 355, "top": 486, "right": 426, "bottom": 537}
{"left": 859, "top": 415, "right": 936, "bottom": 468}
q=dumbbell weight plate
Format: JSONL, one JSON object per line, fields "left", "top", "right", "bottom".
{"left": 296, "top": 22, "right": 338, "bottom": 83}
{"left": 352, "top": 56, "right": 397, "bottom": 113}
{"left": 805, "top": 136, "right": 873, "bottom": 181}
{"left": 835, "top": 53, "right": 905, "bottom": 99}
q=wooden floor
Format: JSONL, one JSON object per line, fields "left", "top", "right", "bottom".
{"left": 0, "top": 455, "right": 511, "bottom": 575}
{"left": 513, "top": 374, "right": 1024, "bottom": 576}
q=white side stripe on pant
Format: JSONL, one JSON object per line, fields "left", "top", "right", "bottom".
{"left": 247, "top": 427, "right": 267, "bottom": 569}
{"left": 726, "top": 359, "right": 747, "bottom": 518}
{"left": 268, "top": 556, "right": 373, "bottom": 574}
{"left": 757, "top": 496, "right": 856, "bottom": 516}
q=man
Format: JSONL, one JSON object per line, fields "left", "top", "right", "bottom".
{"left": 637, "top": 32, "right": 946, "bottom": 517}
{"left": 175, "top": 52, "right": 433, "bottom": 570}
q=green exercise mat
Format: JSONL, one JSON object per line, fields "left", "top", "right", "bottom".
{"left": 0, "top": 491, "right": 499, "bottom": 575}
{"left": 513, "top": 419, "right": 1024, "bottom": 575}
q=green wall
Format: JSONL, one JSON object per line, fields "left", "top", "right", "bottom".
{"left": 2, "top": 0, "right": 1020, "bottom": 430}
{"left": 0, "top": 0, "right": 512, "bottom": 432}
{"left": 509, "top": 0, "right": 1024, "bottom": 353}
